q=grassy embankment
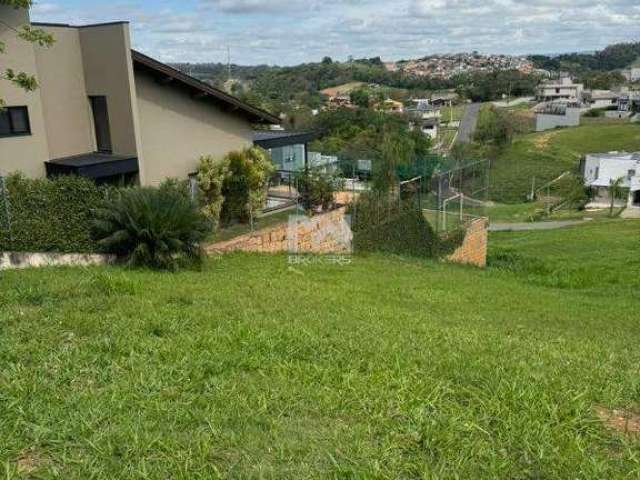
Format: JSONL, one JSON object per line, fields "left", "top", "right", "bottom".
{"left": 489, "top": 123, "right": 640, "bottom": 203}
{"left": 1, "top": 219, "right": 640, "bottom": 478}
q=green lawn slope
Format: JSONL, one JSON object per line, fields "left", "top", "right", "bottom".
{"left": 1, "top": 219, "right": 639, "bottom": 478}
{"left": 489, "top": 123, "right": 640, "bottom": 203}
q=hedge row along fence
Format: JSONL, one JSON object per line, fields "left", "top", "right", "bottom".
{"left": 348, "top": 193, "right": 466, "bottom": 259}
{"left": 0, "top": 174, "right": 107, "bottom": 253}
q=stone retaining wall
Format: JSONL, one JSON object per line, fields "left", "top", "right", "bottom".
{"left": 206, "top": 207, "right": 352, "bottom": 255}
{"left": 0, "top": 252, "right": 116, "bottom": 270}
{"left": 447, "top": 217, "right": 488, "bottom": 267}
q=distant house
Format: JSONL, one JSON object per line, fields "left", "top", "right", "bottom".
{"left": 582, "top": 151, "right": 640, "bottom": 210}
{"left": 417, "top": 117, "right": 439, "bottom": 140}
{"left": 621, "top": 67, "right": 640, "bottom": 82}
{"left": 326, "top": 95, "right": 355, "bottom": 110}
{"left": 618, "top": 90, "right": 640, "bottom": 113}
{"left": 0, "top": 6, "right": 278, "bottom": 185}
{"left": 536, "top": 77, "right": 584, "bottom": 103}
{"left": 583, "top": 90, "right": 619, "bottom": 110}
{"left": 430, "top": 91, "right": 459, "bottom": 106}
{"left": 405, "top": 99, "right": 441, "bottom": 120}
{"left": 379, "top": 99, "right": 404, "bottom": 113}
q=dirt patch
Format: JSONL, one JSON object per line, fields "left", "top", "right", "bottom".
{"left": 532, "top": 131, "right": 558, "bottom": 149}
{"left": 16, "top": 449, "right": 50, "bottom": 474}
{"left": 595, "top": 406, "right": 640, "bottom": 435}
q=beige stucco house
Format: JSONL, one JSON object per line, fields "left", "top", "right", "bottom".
{"left": 0, "top": 6, "right": 279, "bottom": 185}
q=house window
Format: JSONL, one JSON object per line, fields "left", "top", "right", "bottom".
{"left": 555, "top": 88, "right": 560, "bottom": 94}
{"left": 89, "top": 96, "right": 113, "bottom": 153}
{"left": 0, "top": 106, "right": 31, "bottom": 137}
{"left": 629, "top": 170, "right": 636, "bottom": 178}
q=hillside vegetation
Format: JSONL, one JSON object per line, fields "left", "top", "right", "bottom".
{"left": 1, "top": 220, "right": 640, "bottom": 478}
{"left": 489, "top": 123, "right": 640, "bottom": 203}
{"left": 530, "top": 41, "right": 640, "bottom": 73}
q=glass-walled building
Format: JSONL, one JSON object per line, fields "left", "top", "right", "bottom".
{"left": 254, "top": 130, "right": 318, "bottom": 172}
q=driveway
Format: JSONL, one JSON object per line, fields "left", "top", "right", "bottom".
{"left": 489, "top": 219, "right": 591, "bottom": 232}
{"left": 455, "top": 102, "right": 481, "bottom": 145}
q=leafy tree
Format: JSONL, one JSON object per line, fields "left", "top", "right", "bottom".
{"left": 196, "top": 155, "right": 230, "bottom": 230}
{"left": 0, "top": 0, "right": 54, "bottom": 106}
{"left": 609, "top": 176, "right": 626, "bottom": 217}
{"left": 530, "top": 42, "right": 640, "bottom": 75}
{"left": 220, "top": 147, "right": 274, "bottom": 226}
{"left": 580, "top": 71, "right": 626, "bottom": 90}
{"left": 474, "top": 106, "right": 515, "bottom": 146}
{"left": 295, "top": 168, "right": 343, "bottom": 214}
{"left": 350, "top": 88, "right": 370, "bottom": 108}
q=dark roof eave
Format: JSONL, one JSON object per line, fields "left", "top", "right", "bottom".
{"left": 131, "top": 50, "right": 280, "bottom": 125}
{"left": 253, "top": 130, "right": 319, "bottom": 149}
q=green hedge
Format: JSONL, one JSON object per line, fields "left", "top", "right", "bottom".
{"left": 352, "top": 208, "right": 439, "bottom": 258}
{"left": 0, "top": 174, "right": 106, "bottom": 253}
{"left": 348, "top": 193, "right": 466, "bottom": 258}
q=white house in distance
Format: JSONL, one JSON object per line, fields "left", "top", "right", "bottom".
{"left": 582, "top": 151, "right": 640, "bottom": 212}
{"left": 536, "top": 77, "right": 584, "bottom": 103}
{"left": 622, "top": 67, "right": 640, "bottom": 82}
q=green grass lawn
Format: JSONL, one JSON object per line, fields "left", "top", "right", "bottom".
{"left": 489, "top": 123, "right": 640, "bottom": 203}
{"left": 1, "top": 220, "right": 640, "bottom": 478}
{"left": 484, "top": 202, "right": 622, "bottom": 223}
{"left": 444, "top": 104, "right": 466, "bottom": 123}
{"left": 437, "top": 128, "right": 457, "bottom": 151}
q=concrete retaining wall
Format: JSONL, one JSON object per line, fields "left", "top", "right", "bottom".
{"left": 536, "top": 108, "right": 580, "bottom": 132}
{"left": 0, "top": 252, "right": 116, "bottom": 270}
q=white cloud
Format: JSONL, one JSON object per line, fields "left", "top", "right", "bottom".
{"left": 29, "top": 0, "right": 640, "bottom": 65}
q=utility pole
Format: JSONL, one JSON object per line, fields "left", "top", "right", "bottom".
{"left": 227, "top": 46, "right": 232, "bottom": 83}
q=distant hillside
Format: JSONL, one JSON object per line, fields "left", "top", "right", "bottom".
{"left": 171, "top": 56, "right": 537, "bottom": 112}
{"left": 529, "top": 41, "right": 640, "bottom": 73}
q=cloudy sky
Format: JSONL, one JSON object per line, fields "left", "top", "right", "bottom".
{"left": 30, "top": 0, "right": 640, "bottom": 66}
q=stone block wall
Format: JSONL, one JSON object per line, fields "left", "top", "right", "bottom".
{"left": 206, "top": 207, "right": 352, "bottom": 255}
{"left": 446, "top": 217, "right": 488, "bottom": 267}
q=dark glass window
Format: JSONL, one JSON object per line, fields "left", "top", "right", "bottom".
{"left": 89, "top": 96, "right": 113, "bottom": 153}
{"left": 0, "top": 106, "right": 31, "bottom": 137}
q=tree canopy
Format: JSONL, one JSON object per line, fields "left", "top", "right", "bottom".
{"left": 0, "top": 0, "right": 54, "bottom": 106}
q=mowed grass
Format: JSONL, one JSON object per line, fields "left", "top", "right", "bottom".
{"left": 1, "top": 220, "right": 640, "bottom": 478}
{"left": 489, "top": 123, "right": 640, "bottom": 203}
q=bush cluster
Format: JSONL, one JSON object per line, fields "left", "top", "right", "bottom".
{"left": 220, "top": 147, "right": 274, "bottom": 226}
{"left": 296, "top": 168, "right": 343, "bottom": 214}
{"left": 197, "top": 147, "right": 274, "bottom": 229}
{"left": 93, "top": 184, "right": 211, "bottom": 270}
{"left": 348, "top": 192, "right": 465, "bottom": 258}
{"left": 0, "top": 174, "right": 106, "bottom": 253}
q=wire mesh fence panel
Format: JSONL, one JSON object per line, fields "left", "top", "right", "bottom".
{"left": 430, "top": 158, "right": 491, "bottom": 219}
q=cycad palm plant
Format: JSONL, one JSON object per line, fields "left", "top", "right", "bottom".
{"left": 93, "top": 187, "right": 212, "bottom": 269}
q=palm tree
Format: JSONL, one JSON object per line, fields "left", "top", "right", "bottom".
{"left": 609, "top": 176, "right": 626, "bottom": 218}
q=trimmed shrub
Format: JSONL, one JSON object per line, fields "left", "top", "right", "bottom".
{"left": 353, "top": 208, "right": 438, "bottom": 258}
{"left": 0, "top": 174, "right": 105, "bottom": 253}
{"left": 220, "top": 147, "right": 274, "bottom": 226}
{"left": 296, "top": 168, "right": 343, "bottom": 214}
{"left": 348, "top": 192, "right": 466, "bottom": 258}
{"left": 196, "top": 155, "right": 229, "bottom": 230}
{"left": 92, "top": 186, "right": 212, "bottom": 270}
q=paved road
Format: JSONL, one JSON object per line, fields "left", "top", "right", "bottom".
{"left": 455, "top": 102, "right": 481, "bottom": 145}
{"left": 489, "top": 219, "right": 591, "bottom": 232}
